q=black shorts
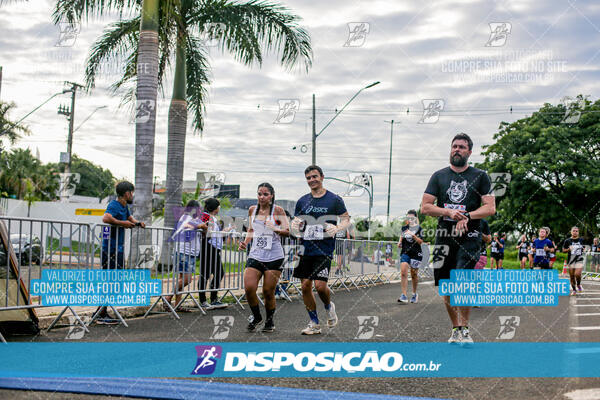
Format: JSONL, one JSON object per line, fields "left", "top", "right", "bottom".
{"left": 518, "top": 252, "right": 528, "bottom": 260}
{"left": 491, "top": 252, "right": 504, "bottom": 260}
{"left": 533, "top": 261, "right": 551, "bottom": 269}
{"left": 293, "top": 255, "right": 332, "bottom": 282}
{"left": 246, "top": 258, "right": 284, "bottom": 273}
{"left": 433, "top": 238, "right": 480, "bottom": 286}
{"left": 592, "top": 254, "right": 600, "bottom": 264}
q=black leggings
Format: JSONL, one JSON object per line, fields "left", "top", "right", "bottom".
{"left": 199, "top": 244, "right": 224, "bottom": 303}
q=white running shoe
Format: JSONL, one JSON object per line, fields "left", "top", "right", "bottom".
{"left": 301, "top": 321, "right": 322, "bottom": 335}
{"left": 448, "top": 327, "right": 462, "bottom": 344}
{"left": 326, "top": 302, "right": 338, "bottom": 327}
{"left": 461, "top": 327, "right": 474, "bottom": 347}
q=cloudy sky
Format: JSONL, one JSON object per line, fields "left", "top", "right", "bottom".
{"left": 1, "top": 0, "right": 599, "bottom": 220}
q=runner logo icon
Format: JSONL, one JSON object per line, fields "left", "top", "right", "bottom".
{"left": 191, "top": 345, "right": 222, "bottom": 375}
{"left": 497, "top": 316, "right": 520, "bottom": 340}
{"left": 210, "top": 316, "right": 234, "bottom": 340}
{"left": 355, "top": 316, "right": 379, "bottom": 339}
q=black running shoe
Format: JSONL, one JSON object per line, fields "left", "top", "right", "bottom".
{"left": 247, "top": 315, "right": 263, "bottom": 332}
{"left": 96, "top": 317, "right": 119, "bottom": 325}
{"left": 262, "top": 319, "right": 275, "bottom": 333}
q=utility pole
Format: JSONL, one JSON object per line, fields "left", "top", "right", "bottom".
{"left": 57, "top": 81, "right": 83, "bottom": 174}
{"left": 384, "top": 120, "right": 401, "bottom": 224}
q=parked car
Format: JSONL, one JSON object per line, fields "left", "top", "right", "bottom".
{"left": 9, "top": 234, "right": 43, "bottom": 265}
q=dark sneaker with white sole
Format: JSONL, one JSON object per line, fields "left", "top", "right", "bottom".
{"left": 262, "top": 319, "right": 275, "bottom": 333}
{"left": 247, "top": 315, "right": 263, "bottom": 332}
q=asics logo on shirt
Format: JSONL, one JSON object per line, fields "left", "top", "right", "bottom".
{"left": 304, "top": 205, "right": 329, "bottom": 214}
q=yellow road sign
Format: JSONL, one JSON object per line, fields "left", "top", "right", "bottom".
{"left": 75, "top": 208, "right": 105, "bottom": 216}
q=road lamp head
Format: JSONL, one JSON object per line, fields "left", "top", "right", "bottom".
{"left": 364, "top": 81, "right": 380, "bottom": 89}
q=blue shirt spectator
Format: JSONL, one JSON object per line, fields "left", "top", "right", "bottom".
{"left": 102, "top": 200, "right": 131, "bottom": 253}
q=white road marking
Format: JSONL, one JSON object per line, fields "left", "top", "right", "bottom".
{"left": 570, "top": 326, "right": 600, "bottom": 331}
{"left": 565, "top": 388, "right": 600, "bottom": 400}
{"left": 574, "top": 304, "right": 600, "bottom": 307}
{"left": 575, "top": 313, "right": 600, "bottom": 316}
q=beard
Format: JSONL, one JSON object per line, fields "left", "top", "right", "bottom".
{"left": 450, "top": 153, "right": 468, "bottom": 167}
{"left": 127, "top": 198, "right": 133, "bottom": 204}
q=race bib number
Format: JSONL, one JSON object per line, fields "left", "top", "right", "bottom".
{"left": 254, "top": 235, "right": 273, "bottom": 250}
{"left": 443, "top": 203, "right": 466, "bottom": 222}
{"left": 410, "top": 259, "right": 421, "bottom": 269}
{"left": 536, "top": 248, "right": 546, "bottom": 257}
{"left": 491, "top": 245, "right": 498, "bottom": 253}
{"left": 572, "top": 244, "right": 583, "bottom": 256}
{"left": 304, "top": 225, "right": 324, "bottom": 240}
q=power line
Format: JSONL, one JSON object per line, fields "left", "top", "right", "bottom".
{"left": 200, "top": 169, "right": 436, "bottom": 176}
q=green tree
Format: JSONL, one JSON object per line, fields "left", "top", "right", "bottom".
{"left": 23, "top": 178, "right": 40, "bottom": 217}
{"left": 0, "top": 149, "right": 59, "bottom": 201}
{"left": 0, "top": 101, "right": 30, "bottom": 150}
{"left": 477, "top": 95, "right": 600, "bottom": 241}
{"left": 48, "top": 154, "right": 116, "bottom": 200}
{"left": 60, "top": 0, "right": 312, "bottom": 229}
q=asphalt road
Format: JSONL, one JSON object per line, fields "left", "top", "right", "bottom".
{"left": 3, "top": 278, "right": 600, "bottom": 400}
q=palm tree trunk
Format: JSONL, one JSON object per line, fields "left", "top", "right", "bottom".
{"left": 134, "top": 0, "right": 160, "bottom": 225}
{"left": 165, "top": 31, "right": 188, "bottom": 230}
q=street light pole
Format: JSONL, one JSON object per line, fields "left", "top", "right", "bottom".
{"left": 312, "top": 93, "right": 316, "bottom": 164}
{"left": 73, "top": 105, "right": 107, "bottom": 133}
{"left": 324, "top": 175, "right": 373, "bottom": 241}
{"left": 311, "top": 81, "right": 380, "bottom": 165}
{"left": 384, "top": 120, "right": 401, "bottom": 224}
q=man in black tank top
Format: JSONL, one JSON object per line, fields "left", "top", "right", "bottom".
{"left": 421, "top": 133, "right": 496, "bottom": 345}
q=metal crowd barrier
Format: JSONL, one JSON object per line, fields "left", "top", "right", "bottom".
{"left": 583, "top": 252, "right": 600, "bottom": 280}
{"left": 144, "top": 229, "right": 246, "bottom": 318}
{"left": 1, "top": 215, "right": 438, "bottom": 338}
{"left": 0, "top": 216, "right": 95, "bottom": 335}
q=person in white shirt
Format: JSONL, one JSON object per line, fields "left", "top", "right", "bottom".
{"left": 239, "top": 183, "right": 289, "bottom": 332}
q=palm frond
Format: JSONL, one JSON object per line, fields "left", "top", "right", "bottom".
{"left": 85, "top": 16, "right": 141, "bottom": 90}
{"left": 185, "top": 36, "right": 212, "bottom": 133}
{"left": 52, "top": 0, "right": 141, "bottom": 24}
{"left": 189, "top": 0, "right": 312, "bottom": 72}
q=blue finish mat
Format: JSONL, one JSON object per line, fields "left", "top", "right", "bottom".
{"left": 0, "top": 377, "right": 449, "bottom": 400}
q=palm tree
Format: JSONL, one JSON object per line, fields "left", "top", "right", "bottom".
{"left": 0, "top": 101, "right": 30, "bottom": 150}
{"left": 0, "top": 149, "right": 59, "bottom": 201}
{"left": 134, "top": 0, "right": 161, "bottom": 225}
{"left": 59, "top": 0, "right": 312, "bottom": 228}
{"left": 54, "top": 0, "right": 164, "bottom": 225}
